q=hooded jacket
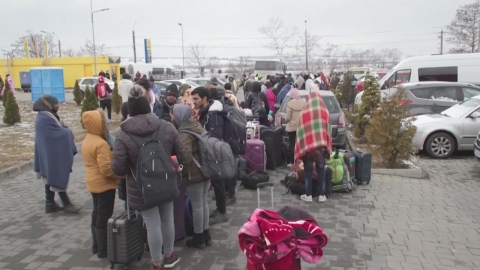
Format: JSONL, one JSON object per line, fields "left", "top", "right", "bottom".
{"left": 285, "top": 98, "right": 306, "bottom": 132}
{"left": 178, "top": 119, "right": 208, "bottom": 184}
{"left": 111, "top": 114, "right": 186, "bottom": 210}
{"left": 224, "top": 90, "right": 240, "bottom": 108}
{"left": 198, "top": 100, "right": 228, "bottom": 140}
{"left": 81, "top": 110, "right": 120, "bottom": 193}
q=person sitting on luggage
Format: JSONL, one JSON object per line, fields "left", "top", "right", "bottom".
{"left": 285, "top": 88, "right": 306, "bottom": 165}
{"left": 111, "top": 85, "right": 186, "bottom": 270}
{"left": 294, "top": 91, "right": 332, "bottom": 203}
{"left": 81, "top": 109, "right": 121, "bottom": 258}
{"left": 191, "top": 87, "right": 229, "bottom": 225}
{"left": 171, "top": 104, "right": 212, "bottom": 249}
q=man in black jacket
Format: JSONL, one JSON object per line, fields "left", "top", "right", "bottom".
{"left": 160, "top": 84, "right": 179, "bottom": 122}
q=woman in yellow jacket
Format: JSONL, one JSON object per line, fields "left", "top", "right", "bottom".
{"left": 81, "top": 109, "right": 121, "bottom": 259}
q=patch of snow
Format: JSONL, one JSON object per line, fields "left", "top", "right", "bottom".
{"left": 431, "top": 96, "right": 457, "bottom": 101}
{"left": 402, "top": 159, "right": 420, "bottom": 169}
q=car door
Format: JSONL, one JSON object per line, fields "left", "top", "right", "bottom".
{"left": 426, "top": 86, "right": 460, "bottom": 114}
{"left": 460, "top": 87, "right": 480, "bottom": 101}
{"left": 462, "top": 107, "right": 480, "bottom": 148}
{"left": 407, "top": 87, "right": 432, "bottom": 115}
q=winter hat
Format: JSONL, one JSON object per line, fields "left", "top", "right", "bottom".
{"left": 128, "top": 85, "right": 151, "bottom": 116}
{"left": 288, "top": 87, "right": 300, "bottom": 99}
{"left": 40, "top": 95, "right": 59, "bottom": 109}
{"left": 172, "top": 104, "right": 192, "bottom": 126}
{"left": 122, "top": 73, "right": 131, "bottom": 79}
{"left": 208, "top": 77, "right": 220, "bottom": 86}
{"left": 166, "top": 84, "right": 179, "bottom": 98}
{"left": 98, "top": 76, "right": 105, "bottom": 83}
{"left": 216, "top": 85, "right": 225, "bottom": 97}
{"left": 179, "top": 84, "right": 191, "bottom": 97}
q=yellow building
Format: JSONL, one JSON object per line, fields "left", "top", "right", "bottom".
{"left": 0, "top": 56, "right": 121, "bottom": 89}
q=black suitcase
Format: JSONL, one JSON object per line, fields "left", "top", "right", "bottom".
{"left": 259, "top": 126, "right": 283, "bottom": 169}
{"left": 353, "top": 150, "right": 372, "bottom": 185}
{"left": 107, "top": 210, "right": 145, "bottom": 269}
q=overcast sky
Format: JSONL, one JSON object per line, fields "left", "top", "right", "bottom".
{"left": 1, "top": 0, "right": 474, "bottom": 61}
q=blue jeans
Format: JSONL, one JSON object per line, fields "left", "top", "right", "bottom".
{"left": 304, "top": 160, "right": 326, "bottom": 197}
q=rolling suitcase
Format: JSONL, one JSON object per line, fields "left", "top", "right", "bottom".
{"left": 259, "top": 126, "right": 284, "bottom": 169}
{"left": 340, "top": 150, "right": 356, "bottom": 182}
{"left": 107, "top": 203, "right": 144, "bottom": 269}
{"left": 173, "top": 183, "right": 187, "bottom": 241}
{"left": 244, "top": 121, "right": 266, "bottom": 172}
{"left": 353, "top": 150, "right": 372, "bottom": 185}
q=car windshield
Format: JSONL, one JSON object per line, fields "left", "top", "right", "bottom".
{"left": 441, "top": 97, "right": 480, "bottom": 118}
{"left": 279, "top": 94, "right": 340, "bottom": 114}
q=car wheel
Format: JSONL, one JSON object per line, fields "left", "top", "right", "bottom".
{"left": 425, "top": 132, "right": 455, "bottom": 159}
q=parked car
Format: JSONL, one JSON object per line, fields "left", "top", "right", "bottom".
{"left": 275, "top": 89, "right": 347, "bottom": 148}
{"left": 474, "top": 129, "right": 480, "bottom": 160}
{"left": 154, "top": 81, "right": 172, "bottom": 96}
{"left": 77, "top": 77, "right": 115, "bottom": 98}
{"left": 187, "top": 77, "right": 225, "bottom": 87}
{"left": 355, "top": 82, "right": 480, "bottom": 116}
{"left": 163, "top": 79, "right": 200, "bottom": 88}
{"left": 411, "top": 95, "right": 480, "bottom": 158}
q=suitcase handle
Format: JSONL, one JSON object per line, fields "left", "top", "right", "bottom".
{"left": 257, "top": 183, "right": 274, "bottom": 209}
{"left": 257, "top": 182, "right": 273, "bottom": 188}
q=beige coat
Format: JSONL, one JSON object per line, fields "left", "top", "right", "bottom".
{"left": 285, "top": 98, "right": 306, "bottom": 132}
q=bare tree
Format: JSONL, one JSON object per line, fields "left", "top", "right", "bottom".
{"left": 207, "top": 57, "right": 220, "bottom": 74}
{"left": 10, "top": 30, "right": 58, "bottom": 58}
{"left": 322, "top": 44, "right": 341, "bottom": 75}
{"left": 446, "top": 1, "right": 480, "bottom": 53}
{"left": 186, "top": 43, "right": 208, "bottom": 75}
{"left": 258, "top": 18, "right": 298, "bottom": 61}
{"left": 226, "top": 56, "right": 254, "bottom": 78}
{"left": 293, "top": 33, "right": 321, "bottom": 71}
{"left": 77, "top": 40, "right": 108, "bottom": 56}
{"left": 62, "top": 48, "right": 76, "bottom": 57}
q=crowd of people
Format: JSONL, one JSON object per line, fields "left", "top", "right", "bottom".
{"left": 33, "top": 71, "right": 333, "bottom": 269}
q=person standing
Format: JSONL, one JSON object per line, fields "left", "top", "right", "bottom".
{"left": 294, "top": 92, "right": 332, "bottom": 203}
{"left": 118, "top": 73, "right": 133, "bottom": 104}
{"left": 94, "top": 76, "right": 113, "bottom": 120}
{"left": 33, "top": 95, "right": 80, "bottom": 214}
{"left": 285, "top": 88, "right": 306, "bottom": 164}
{"left": 81, "top": 109, "right": 120, "bottom": 258}
{"left": 247, "top": 81, "right": 270, "bottom": 126}
{"left": 172, "top": 104, "right": 211, "bottom": 249}
{"left": 149, "top": 77, "right": 161, "bottom": 98}
{"left": 111, "top": 85, "right": 186, "bottom": 269}
{"left": 105, "top": 71, "right": 111, "bottom": 80}
{"left": 160, "top": 84, "right": 180, "bottom": 122}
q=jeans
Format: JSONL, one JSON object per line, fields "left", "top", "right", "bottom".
{"left": 288, "top": 131, "right": 297, "bottom": 164}
{"left": 91, "top": 189, "right": 116, "bottom": 229}
{"left": 141, "top": 202, "right": 175, "bottom": 264}
{"left": 45, "top": 184, "right": 71, "bottom": 206}
{"left": 186, "top": 181, "right": 209, "bottom": 234}
{"left": 99, "top": 99, "right": 112, "bottom": 120}
{"left": 304, "top": 160, "right": 326, "bottom": 197}
{"left": 225, "top": 175, "right": 237, "bottom": 196}
{"left": 210, "top": 179, "right": 226, "bottom": 214}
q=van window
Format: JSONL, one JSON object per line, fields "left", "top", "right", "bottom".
{"left": 418, "top": 66, "right": 458, "bottom": 82}
{"left": 384, "top": 69, "right": 411, "bottom": 89}
{"left": 409, "top": 88, "right": 432, "bottom": 99}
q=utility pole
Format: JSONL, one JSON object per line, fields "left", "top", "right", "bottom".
{"left": 133, "top": 22, "right": 137, "bottom": 63}
{"left": 58, "top": 39, "right": 62, "bottom": 57}
{"left": 440, "top": 30, "right": 444, "bottom": 55}
{"left": 305, "top": 20, "right": 308, "bottom": 72}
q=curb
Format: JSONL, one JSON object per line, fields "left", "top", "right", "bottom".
{"left": 0, "top": 128, "right": 121, "bottom": 182}
{"left": 346, "top": 130, "right": 429, "bottom": 179}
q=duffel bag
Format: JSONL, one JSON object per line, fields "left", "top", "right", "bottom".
{"left": 241, "top": 171, "right": 270, "bottom": 189}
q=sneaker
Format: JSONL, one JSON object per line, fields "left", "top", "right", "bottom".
{"left": 226, "top": 195, "right": 236, "bottom": 206}
{"left": 300, "top": 195, "right": 312, "bottom": 202}
{"left": 63, "top": 204, "right": 81, "bottom": 214}
{"left": 209, "top": 212, "right": 228, "bottom": 225}
{"left": 318, "top": 195, "right": 327, "bottom": 202}
{"left": 163, "top": 253, "right": 180, "bottom": 269}
{"left": 209, "top": 209, "right": 218, "bottom": 218}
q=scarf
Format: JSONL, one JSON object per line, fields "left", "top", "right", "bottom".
{"left": 294, "top": 92, "right": 332, "bottom": 162}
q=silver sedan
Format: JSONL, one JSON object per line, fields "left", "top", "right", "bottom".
{"left": 411, "top": 96, "right": 480, "bottom": 158}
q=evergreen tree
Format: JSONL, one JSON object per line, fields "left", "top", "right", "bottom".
{"left": 3, "top": 87, "right": 21, "bottom": 126}
{"left": 111, "top": 81, "right": 121, "bottom": 114}
{"left": 355, "top": 72, "right": 381, "bottom": 138}
{"left": 73, "top": 80, "right": 83, "bottom": 106}
{"left": 1, "top": 80, "right": 10, "bottom": 105}
{"left": 365, "top": 89, "right": 416, "bottom": 168}
{"left": 80, "top": 86, "right": 99, "bottom": 128}
{"left": 334, "top": 71, "right": 355, "bottom": 110}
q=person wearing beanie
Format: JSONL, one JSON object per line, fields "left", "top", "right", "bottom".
{"left": 33, "top": 95, "right": 81, "bottom": 214}
{"left": 112, "top": 85, "right": 186, "bottom": 270}
{"left": 159, "top": 84, "right": 179, "bottom": 122}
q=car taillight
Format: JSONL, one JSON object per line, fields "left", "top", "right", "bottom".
{"left": 338, "top": 113, "right": 345, "bottom": 128}
{"left": 399, "top": 99, "right": 412, "bottom": 105}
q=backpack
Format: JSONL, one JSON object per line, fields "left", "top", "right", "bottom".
{"left": 127, "top": 120, "right": 180, "bottom": 205}
{"left": 179, "top": 130, "right": 236, "bottom": 181}
{"left": 223, "top": 104, "right": 247, "bottom": 155}
{"left": 97, "top": 83, "right": 108, "bottom": 98}
{"left": 250, "top": 93, "right": 266, "bottom": 117}
{"left": 327, "top": 149, "right": 345, "bottom": 185}
{"left": 240, "top": 171, "right": 269, "bottom": 189}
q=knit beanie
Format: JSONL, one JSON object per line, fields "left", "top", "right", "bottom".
{"left": 166, "top": 84, "right": 179, "bottom": 98}
{"left": 41, "top": 95, "right": 59, "bottom": 109}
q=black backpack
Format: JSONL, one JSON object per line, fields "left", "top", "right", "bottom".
{"left": 250, "top": 92, "right": 266, "bottom": 117}
{"left": 241, "top": 171, "right": 270, "bottom": 189}
{"left": 223, "top": 104, "right": 247, "bottom": 155}
{"left": 127, "top": 120, "right": 180, "bottom": 206}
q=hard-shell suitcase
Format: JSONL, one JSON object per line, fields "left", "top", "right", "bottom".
{"left": 244, "top": 121, "right": 266, "bottom": 172}
{"left": 107, "top": 210, "right": 144, "bottom": 269}
{"left": 173, "top": 183, "right": 187, "bottom": 241}
{"left": 259, "top": 126, "right": 284, "bottom": 169}
{"left": 340, "top": 150, "right": 356, "bottom": 181}
{"left": 353, "top": 150, "right": 372, "bottom": 185}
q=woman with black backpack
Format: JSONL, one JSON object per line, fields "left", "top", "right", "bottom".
{"left": 246, "top": 81, "right": 270, "bottom": 126}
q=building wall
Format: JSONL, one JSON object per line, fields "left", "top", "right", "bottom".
{"left": 0, "top": 56, "right": 121, "bottom": 89}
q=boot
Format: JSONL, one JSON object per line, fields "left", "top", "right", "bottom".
{"left": 59, "top": 192, "right": 81, "bottom": 214}
{"left": 203, "top": 229, "right": 212, "bottom": 247}
{"left": 45, "top": 201, "right": 62, "bottom": 213}
{"left": 186, "top": 233, "right": 206, "bottom": 249}
{"left": 95, "top": 228, "right": 108, "bottom": 258}
{"left": 91, "top": 226, "right": 98, "bottom": 254}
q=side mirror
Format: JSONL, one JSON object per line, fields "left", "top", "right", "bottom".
{"left": 274, "top": 103, "right": 281, "bottom": 110}
{"left": 471, "top": 111, "right": 480, "bottom": 119}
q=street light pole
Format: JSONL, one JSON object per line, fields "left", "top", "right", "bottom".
{"left": 133, "top": 21, "right": 137, "bottom": 63}
{"left": 90, "top": 0, "right": 109, "bottom": 76}
{"left": 178, "top": 23, "right": 185, "bottom": 77}
{"left": 305, "top": 20, "right": 309, "bottom": 73}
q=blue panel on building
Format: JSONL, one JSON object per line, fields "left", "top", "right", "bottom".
{"left": 29, "top": 67, "right": 66, "bottom": 102}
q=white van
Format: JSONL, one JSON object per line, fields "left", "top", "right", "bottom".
{"left": 355, "top": 53, "right": 480, "bottom": 104}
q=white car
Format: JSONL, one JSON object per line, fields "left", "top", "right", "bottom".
{"left": 77, "top": 77, "right": 115, "bottom": 97}
{"left": 187, "top": 77, "right": 225, "bottom": 87}
{"left": 411, "top": 95, "right": 480, "bottom": 158}
{"left": 163, "top": 79, "right": 200, "bottom": 88}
